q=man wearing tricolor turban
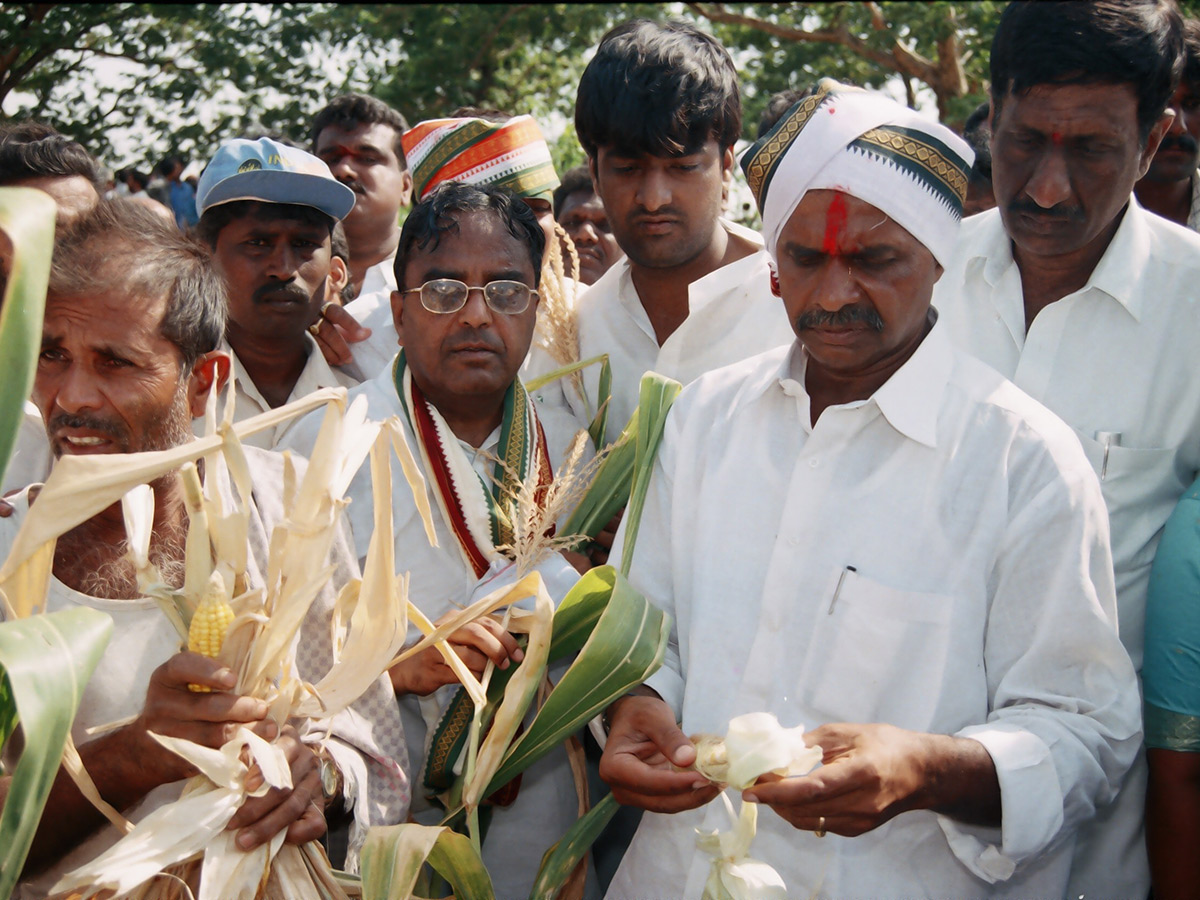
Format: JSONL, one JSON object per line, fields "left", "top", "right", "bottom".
{"left": 597, "top": 82, "right": 1140, "bottom": 900}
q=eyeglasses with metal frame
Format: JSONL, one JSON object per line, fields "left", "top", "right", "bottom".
{"left": 401, "top": 279, "right": 537, "bottom": 315}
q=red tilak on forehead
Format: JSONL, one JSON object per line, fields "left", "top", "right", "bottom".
{"left": 328, "top": 142, "right": 369, "bottom": 161}
{"left": 822, "top": 193, "right": 849, "bottom": 255}
{"left": 1051, "top": 132, "right": 1063, "bottom": 145}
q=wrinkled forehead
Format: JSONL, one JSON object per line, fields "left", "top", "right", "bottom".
{"left": 43, "top": 286, "right": 175, "bottom": 354}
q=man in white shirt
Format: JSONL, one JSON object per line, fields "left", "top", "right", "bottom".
{"left": 1, "top": 199, "right": 408, "bottom": 895}
{"left": 570, "top": 20, "right": 793, "bottom": 444}
{"left": 195, "top": 138, "right": 360, "bottom": 449}
{"left": 280, "top": 182, "right": 591, "bottom": 899}
{"left": 1136, "top": 18, "right": 1200, "bottom": 231}
{"left": 933, "top": 3, "right": 1195, "bottom": 896}
{"left": 600, "top": 82, "right": 1140, "bottom": 900}
{"left": 310, "top": 93, "right": 411, "bottom": 302}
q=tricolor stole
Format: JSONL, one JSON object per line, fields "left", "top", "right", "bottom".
{"left": 392, "top": 350, "right": 553, "bottom": 578}
{"left": 392, "top": 352, "right": 552, "bottom": 800}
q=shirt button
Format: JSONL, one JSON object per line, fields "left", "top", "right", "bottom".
{"left": 809, "top": 458, "right": 819, "bottom": 468}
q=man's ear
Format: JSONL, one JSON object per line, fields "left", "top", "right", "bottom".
{"left": 400, "top": 170, "right": 414, "bottom": 208}
{"left": 329, "top": 255, "right": 349, "bottom": 298}
{"left": 1138, "top": 109, "right": 1176, "bottom": 179}
{"left": 390, "top": 289, "right": 406, "bottom": 344}
{"left": 187, "top": 350, "right": 231, "bottom": 418}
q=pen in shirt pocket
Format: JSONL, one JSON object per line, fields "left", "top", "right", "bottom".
{"left": 828, "top": 565, "right": 857, "bottom": 615}
{"left": 1094, "top": 430, "right": 1120, "bottom": 481}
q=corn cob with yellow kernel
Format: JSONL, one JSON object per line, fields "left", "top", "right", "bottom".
{"left": 187, "top": 570, "right": 234, "bottom": 691}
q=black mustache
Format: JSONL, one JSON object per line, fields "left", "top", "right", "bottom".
{"left": 253, "top": 282, "right": 311, "bottom": 304}
{"left": 796, "top": 305, "right": 884, "bottom": 332}
{"left": 1159, "top": 133, "right": 1199, "bottom": 155}
{"left": 1007, "top": 198, "right": 1086, "bottom": 223}
{"left": 48, "top": 412, "right": 126, "bottom": 440}
{"left": 337, "top": 176, "right": 366, "bottom": 195}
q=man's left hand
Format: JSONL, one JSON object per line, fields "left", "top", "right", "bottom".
{"left": 225, "top": 724, "right": 326, "bottom": 849}
{"left": 742, "top": 722, "right": 1000, "bottom": 837}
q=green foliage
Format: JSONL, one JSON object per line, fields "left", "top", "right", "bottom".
{"left": 0, "top": 608, "right": 113, "bottom": 898}
{"left": 2, "top": 3, "right": 1005, "bottom": 175}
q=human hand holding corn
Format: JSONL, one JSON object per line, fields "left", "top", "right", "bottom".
{"left": 598, "top": 689, "right": 722, "bottom": 814}
{"left": 389, "top": 610, "right": 524, "bottom": 697}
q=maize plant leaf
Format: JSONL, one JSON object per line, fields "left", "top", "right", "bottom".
{"left": 560, "top": 417, "right": 636, "bottom": 551}
{"left": 620, "top": 373, "right": 682, "bottom": 576}
{"left": 528, "top": 792, "right": 619, "bottom": 900}
{"left": 484, "top": 568, "right": 668, "bottom": 794}
{"left": 523, "top": 354, "right": 607, "bottom": 396}
{"left": 586, "top": 355, "right": 612, "bottom": 451}
{"left": 0, "top": 607, "right": 113, "bottom": 900}
{"left": 463, "top": 576, "right": 554, "bottom": 810}
{"left": 359, "top": 824, "right": 495, "bottom": 900}
{"left": 425, "top": 829, "right": 495, "bottom": 900}
{"left": 0, "top": 188, "right": 55, "bottom": 492}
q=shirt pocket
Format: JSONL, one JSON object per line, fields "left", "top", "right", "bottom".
{"left": 1072, "top": 429, "right": 1185, "bottom": 571}
{"left": 797, "top": 567, "right": 957, "bottom": 734}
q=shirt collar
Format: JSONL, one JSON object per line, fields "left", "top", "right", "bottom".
{"left": 968, "top": 201, "right": 1147, "bottom": 322}
{"left": 767, "top": 312, "right": 952, "bottom": 449}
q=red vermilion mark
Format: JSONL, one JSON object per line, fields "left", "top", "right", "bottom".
{"left": 822, "top": 193, "right": 849, "bottom": 255}
{"left": 1051, "top": 132, "right": 1063, "bottom": 145}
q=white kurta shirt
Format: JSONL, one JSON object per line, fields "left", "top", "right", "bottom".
{"left": 571, "top": 220, "right": 793, "bottom": 444}
{"left": 279, "top": 367, "right": 595, "bottom": 900}
{"left": 934, "top": 199, "right": 1200, "bottom": 900}
{"left": 935, "top": 201, "right": 1200, "bottom": 671}
{"left": 605, "top": 324, "right": 1140, "bottom": 900}
{"left": 217, "top": 334, "right": 359, "bottom": 449}
{"left": 1, "top": 401, "right": 52, "bottom": 493}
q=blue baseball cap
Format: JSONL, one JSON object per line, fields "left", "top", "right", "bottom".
{"left": 196, "top": 138, "right": 356, "bottom": 221}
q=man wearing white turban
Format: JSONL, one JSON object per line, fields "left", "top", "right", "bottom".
{"left": 596, "top": 82, "right": 1141, "bottom": 899}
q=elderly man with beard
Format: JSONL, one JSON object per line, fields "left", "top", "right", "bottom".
{"left": 0, "top": 200, "right": 409, "bottom": 897}
{"left": 196, "top": 138, "right": 359, "bottom": 449}
{"left": 598, "top": 82, "right": 1139, "bottom": 900}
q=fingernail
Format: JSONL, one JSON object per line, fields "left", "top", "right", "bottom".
{"left": 254, "top": 701, "right": 269, "bottom": 717}
{"left": 216, "top": 669, "right": 236, "bottom": 688}
{"left": 237, "top": 831, "right": 255, "bottom": 849}
{"left": 513, "top": 648, "right": 525, "bottom": 662}
{"left": 499, "top": 659, "right": 510, "bottom": 669}
{"left": 692, "top": 779, "right": 710, "bottom": 790}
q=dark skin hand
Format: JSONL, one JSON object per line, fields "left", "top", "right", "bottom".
{"left": 598, "top": 691, "right": 721, "bottom": 813}
{"left": 390, "top": 612, "right": 524, "bottom": 697}
{"left": 310, "top": 302, "right": 372, "bottom": 368}
{"left": 743, "top": 723, "right": 1001, "bottom": 836}
{"left": 1146, "top": 747, "right": 1200, "bottom": 900}
{"left": 10, "top": 652, "right": 323, "bottom": 874}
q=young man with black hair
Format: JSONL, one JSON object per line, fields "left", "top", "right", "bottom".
{"left": 281, "top": 182, "right": 592, "bottom": 899}
{"left": 1137, "top": 17, "right": 1200, "bottom": 229}
{"left": 196, "top": 138, "right": 358, "bottom": 449}
{"left": 156, "top": 153, "right": 198, "bottom": 231}
{"left": 310, "top": 93, "right": 412, "bottom": 301}
{"left": 961, "top": 100, "right": 996, "bottom": 216}
{"left": 571, "top": 19, "right": 793, "bottom": 444}
{"left": 934, "top": 2, "right": 1200, "bottom": 896}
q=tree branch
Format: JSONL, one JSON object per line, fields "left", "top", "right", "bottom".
{"left": 686, "top": 1, "right": 937, "bottom": 84}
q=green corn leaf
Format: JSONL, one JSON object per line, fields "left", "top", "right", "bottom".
{"left": 523, "top": 354, "right": 607, "bottom": 396}
{"left": 425, "top": 828, "right": 496, "bottom": 900}
{"left": 0, "top": 187, "right": 56, "bottom": 490}
{"left": 620, "top": 373, "right": 682, "bottom": 575}
{"left": 484, "top": 567, "right": 669, "bottom": 794}
{"left": 0, "top": 607, "right": 113, "bottom": 899}
{"left": 560, "top": 416, "right": 636, "bottom": 550}
{"left": 359, "top": 823, "right": 495, "bottom": 900}
{"left": 527, "top": 793, "right": 619, "bottom": 900}
{"left": 586, "top": 355, "right": 613, "bottom": 450}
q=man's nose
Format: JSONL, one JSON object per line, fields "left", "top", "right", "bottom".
{"left": 635, "top": 169, "right": 671, "bottom": 212}
{"left": 1024, "top": 148, "right": 1073, "bottom": 210}
{"left": 265, "top": 243, "right": 299, "bottom": 278}
{"left": 53, "top": 363, "right": 104, "bottom": 414}
{"left": 459, "top": 287, "right": 494, "bottom": 327}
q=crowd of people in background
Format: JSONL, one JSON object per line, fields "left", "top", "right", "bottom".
{"left": 4, "top": 1, "right": 1200, "bottom": 898}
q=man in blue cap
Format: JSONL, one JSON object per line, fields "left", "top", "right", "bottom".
{"left": 196, "top": 138, "right": 359, "bottom": 448}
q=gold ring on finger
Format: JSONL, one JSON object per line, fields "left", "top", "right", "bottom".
{"left": 814, "top": 816, "right": 826, "bottom": 838}
{"left": 308, "top": 321, "right": 323, "bottom": 337}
